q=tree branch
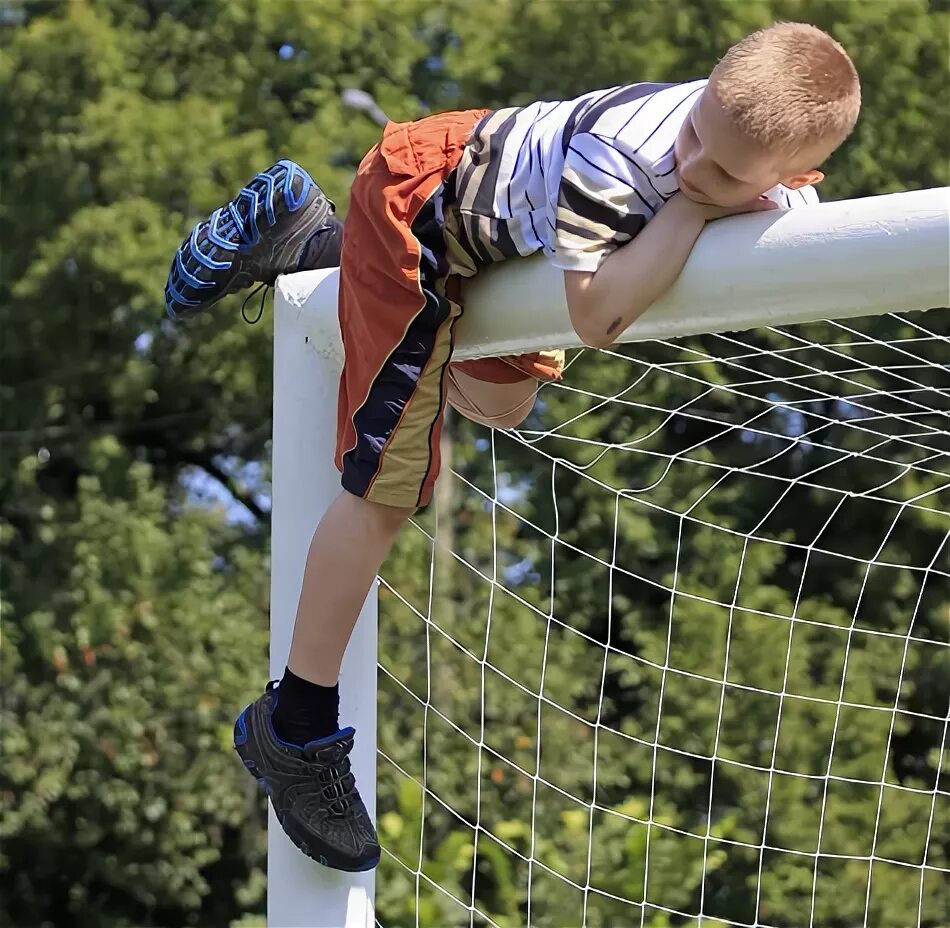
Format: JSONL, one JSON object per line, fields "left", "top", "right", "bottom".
{"left": 178, "top": 451, "right": 269, "bottom": 522}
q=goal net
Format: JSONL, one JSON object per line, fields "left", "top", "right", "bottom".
{"left": 375, "top": 310, "right": 949, "bottom": 928}
{"left": 268, "top": 188, "right": 948, "bottom": 928}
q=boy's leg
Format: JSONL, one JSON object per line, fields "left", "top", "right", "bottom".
{"left": 447, "top": 350, "right": 565, "bottom": 429}
{"left": 235, "top": 110, "right": 492, "bottom": 874}
{"left": 447, "top": 367, "right": 540, "bottom": 429}
{"left": 288, "top": 371, "right": 561, "bottom": 700}
{"left": 286, "top": 490, "right": 413, "bottom": 687}
{"left": 233, "top": 492, "right": 393, "bottom": 874}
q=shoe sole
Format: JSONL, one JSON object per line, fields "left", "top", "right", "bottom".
{"left": 234, "top": 706, "right": 380, "bottom": 873}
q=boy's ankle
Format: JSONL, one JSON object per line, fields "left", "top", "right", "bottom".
{"left": 271, "top": 666, "right": 340, "bottom": 744}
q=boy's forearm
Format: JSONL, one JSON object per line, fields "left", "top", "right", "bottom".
{"left": 567, "top": 194, "right": 705, "bottom": 348}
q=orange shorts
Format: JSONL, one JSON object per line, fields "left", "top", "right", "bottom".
{"left": 335, "top": 110, "right": 563, "bottom": 508}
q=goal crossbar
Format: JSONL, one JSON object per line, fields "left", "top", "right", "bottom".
{"left": 268, "top": 187, "right": 948, "bottom": 927}
{"left": 280, "top": 188, "right": 948, "bottom": 363}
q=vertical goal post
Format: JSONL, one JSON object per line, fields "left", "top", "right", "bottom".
{"left": 268, "top": 188, "right": 949, "bottom": 928}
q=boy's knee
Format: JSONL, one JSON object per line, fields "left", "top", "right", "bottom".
{"left": 447, "top": 369, "right": 538, "bottom": 430}
{"left": 372, "top": 499, "right": 417, "bottom": 524}
{"left": 344, "top": 489, "right": 416, "bottom": 528}
{"left": 489, "top": 405, "right": 534, "bottom": 430}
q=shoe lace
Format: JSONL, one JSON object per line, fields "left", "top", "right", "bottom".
{"left": 317, "top": 753, "right": 358, "bottom": 816}
{"left": 241, "top": 282, "right": 269, "bottom": 325}
{"left": 226, "top": 200, "right": 258, "bottom": 248}
{"left": 264, "top": 681, "right": 358, "bottom": 815}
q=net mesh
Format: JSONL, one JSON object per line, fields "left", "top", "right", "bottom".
{"left": 375, "top": 311, "right": 949, "bottom": 928}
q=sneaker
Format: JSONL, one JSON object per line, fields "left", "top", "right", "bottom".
{"left": 165, "top": 160, "right": 336, "bottom": 320}
{"left": 233, "top": 681, "right": 380, "bottom": 872}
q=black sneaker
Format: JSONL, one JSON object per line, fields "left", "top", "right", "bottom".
{"left": 165, "top": 159, "right": 336, "bottom": 320}
{"left": 233, "top": 681, "right": 380, "bottom": 872}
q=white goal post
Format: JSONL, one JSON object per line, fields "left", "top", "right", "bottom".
{"left": 268, "top": 188, "right": 949, "bottom": 928}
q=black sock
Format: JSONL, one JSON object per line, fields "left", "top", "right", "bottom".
{"left": 295, "top": 216, "right": 344, "bottom": 272}
{"left": 271, "top": 666, "right": 340, "bottom": 745}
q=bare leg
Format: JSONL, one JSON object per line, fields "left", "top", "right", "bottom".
{"left": 287, "top": 368, "right": 540, "bottom": 687}
{"left": 241, "top": 486, "right": 393, "bottom": 871}
{"left": 447, "top": 367, "right": 540, "bottom": 429}
{"left": 287, "top": 489, "right": 414, "bottom": 686}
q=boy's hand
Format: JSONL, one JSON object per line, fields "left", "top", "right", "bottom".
{"left": 694, "top": 196, "right": 781, "bottom": 222}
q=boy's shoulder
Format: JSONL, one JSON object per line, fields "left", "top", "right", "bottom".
{"left": 521, "top": 77, "right": 706, "bottom": 110}
{"left": 478, "top": 79, "right": 707, "bottom": 145}
{"left": 483, "top": 78, "right": 706, "bottom": 124}
{"left": 564, "top": 78, "right": 707, "bottom": 138}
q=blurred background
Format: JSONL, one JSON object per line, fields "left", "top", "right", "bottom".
{"left": 1, "top": 1, "right": 947, "bottom": 927}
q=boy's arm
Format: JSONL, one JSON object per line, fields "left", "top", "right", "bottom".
{"left": 564, "top": 194, "right": 704, "bottom": 348}
{"left": 564, "top": 193, "right": 777, "bottom": 349}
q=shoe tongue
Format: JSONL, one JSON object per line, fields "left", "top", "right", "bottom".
{"left": 302, "top": 727, "right": 355, "bottom": 762}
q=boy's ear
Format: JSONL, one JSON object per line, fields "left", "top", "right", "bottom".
{"left": 784, "top": 169, "right": 824, "bottom": 189}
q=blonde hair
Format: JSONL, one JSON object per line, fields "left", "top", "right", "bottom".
{"left": 711, "top": 22, "right": 861, "bottom": 156}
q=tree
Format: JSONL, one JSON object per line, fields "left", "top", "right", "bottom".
{"left": 2, "top": 1, "right": 946, "bottom": 925}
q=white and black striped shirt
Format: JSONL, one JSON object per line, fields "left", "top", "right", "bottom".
{"left": 452, "top": 80, "right": 818, "bottom": 273}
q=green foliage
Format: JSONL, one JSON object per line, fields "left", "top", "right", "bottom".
{"left": 2, "top": 439, "right": 269, "bottom": 927}
{"left": 1, "top": 1, "right": 946, "bottom": 926}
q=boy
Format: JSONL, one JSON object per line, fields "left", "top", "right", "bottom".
{"left": 166, "top": 22, "right": 860, "bottom": 871}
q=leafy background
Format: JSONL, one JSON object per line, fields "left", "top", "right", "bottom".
{"left": 1, "top": 1, "right": 947, "bottom": 926}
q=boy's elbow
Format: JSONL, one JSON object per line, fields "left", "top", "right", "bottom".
{"left": 571, "top": 311, "right": 614, "bottom": 349}
{"left": 578, "top": 328, "right": 615, "bottom": 350}
{"left": 571, "top": 300, "right": 627, "bottom": 350}
{"left": 564, "top": 269, "right": 644, "bottom": 349}
{"left": 564, "top": 270, "right": 612, "bottom": 349}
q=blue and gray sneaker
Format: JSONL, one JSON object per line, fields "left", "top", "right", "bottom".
{"left": 165, "top": 160, "right": 337, "bottom": 320}
{"left": 234, "top": 681, "right": 380, "bottom": 872}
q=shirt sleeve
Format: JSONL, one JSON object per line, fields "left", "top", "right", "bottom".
{"left": 765, "top": 184, "right": 821, "bottom": 209}
{"left": 551, "top": 132, "right": 656, "bottom": 273}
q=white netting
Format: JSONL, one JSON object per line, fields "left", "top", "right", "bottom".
{"left": 375, "top": 310, "right": 949, "bottom": 928}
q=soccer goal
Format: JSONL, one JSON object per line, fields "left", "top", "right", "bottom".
{"left": 269, "top": 188, "right": 949, "bottom": 928}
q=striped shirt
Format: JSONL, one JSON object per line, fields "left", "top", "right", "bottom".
{"left": 450, "top": 80, "right": 818, "bottom": 273}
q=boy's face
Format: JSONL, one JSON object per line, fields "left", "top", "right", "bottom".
{"left": 674, "top": 83, "right": 825, "bottom": 207}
